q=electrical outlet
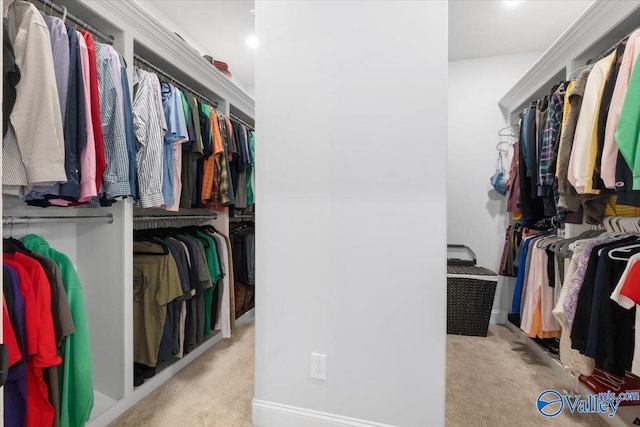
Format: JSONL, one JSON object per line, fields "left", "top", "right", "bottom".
{"left": 310, "top": 353, "right": 327, "bottom": 380}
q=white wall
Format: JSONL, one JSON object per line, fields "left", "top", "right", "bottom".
{"left": 448, "top": 51, "right": 541, "bottom": 323}
{"left": 254, "top": 2, "right": 447, "bottom": 427}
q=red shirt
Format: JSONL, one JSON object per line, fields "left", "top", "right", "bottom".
{"left": 4, "top": 253, "right": 61, "bottom": 427}
{"left": 620, "top": 262, "right": 640, "bottom": 304}
{"left": 80, "top": 30, "right": 107, "bottom": 193}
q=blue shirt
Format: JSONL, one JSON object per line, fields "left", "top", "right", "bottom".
{"left": 511, "top": 232, "right": 553, "bottom": 314}
{"left": 120, "top": 59, "right": 138, "bottom": 199}
{"left": 161, "top": 83, "right": 187, "bottom": 206}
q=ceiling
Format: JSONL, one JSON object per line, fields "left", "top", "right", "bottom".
{"left": 139, "top": 0, "right": 595, "bottom": 89}
{"left": 449, "top": 0, "right": 594, "bottom": 61}
{"left": 137, "top": 0, "right": 255, "bottom": 94}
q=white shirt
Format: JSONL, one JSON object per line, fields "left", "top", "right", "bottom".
{"left": 568, "top": 54, "right": 613, "bottom": 193}
{"left": 3, "top": 1, "right": 66, "bottom": 196}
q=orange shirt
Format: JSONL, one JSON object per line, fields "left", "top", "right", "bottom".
{"left": 201, "top": 104, "right": 216, "bottom": 204}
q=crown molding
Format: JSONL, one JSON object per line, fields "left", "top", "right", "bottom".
{"left": 498, "top": 0, "right": 640, "bottom": 116}
{"left": 76, "top": 0, "right": 254, "bottom": 117}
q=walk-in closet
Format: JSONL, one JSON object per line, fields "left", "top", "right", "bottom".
{"left": 2, "top": 0, "right": 255, "bottom": 425}
{"left": 449, "top": 1, "right": 640, "bottom": 426}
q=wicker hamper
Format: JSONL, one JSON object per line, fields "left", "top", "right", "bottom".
{"left": 447, "top": 245, "right": 498, "bottom": 337}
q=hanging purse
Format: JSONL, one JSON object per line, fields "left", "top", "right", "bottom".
{"left": 490, "top": 152, "right": 508, "bottom": 196}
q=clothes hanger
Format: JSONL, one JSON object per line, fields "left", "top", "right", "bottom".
{"left": 3, "top": 218, "right": 32, "bottom": 255}
{"left": 608, "top": 243, "right": 640, "bottom": 261}
{"left": 603, "top": 217, "right": 613, "bottom": 232}
{"left": 568, "top": 64, "right": 594, "bottom": 81}
{"left": 133, "top": 230, "right": 170, "bottom": 255}
{"left": 180, "top": 226, "right": 211, "bottom": 248}
{"left": 622, "top": 217, "right": 638, "bottom": 233}
{"left": 496, "top": 141, "right": 510, "bottom": 153}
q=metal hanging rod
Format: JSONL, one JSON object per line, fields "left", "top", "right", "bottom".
{"left": 134, "top": 54, "right": 219, "bottom": 109}
{"left": 229, "top": 114, "right": 255, "bottom": 131}
{"left": 3, "top": 214, "right": 114, "bottom": 226}
{"left": 587, "top": 29, "right": 636, "bottom": 66}
{"left": 133, "top": 214, "right": 218, "bottom": 230}
{"left": 133, "top": 214, "right": 217, "bottom": 222}
{"left": 231, "top": 213, "right": 254, "bottom": 219}
{"left": 230, "top": 216, "right": 254, "bottom": 222}
{"left": 32, "top": 0, "right": 115, "bottom": 45}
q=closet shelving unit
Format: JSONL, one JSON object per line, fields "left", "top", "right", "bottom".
{"left": 2, "top": 0, "right": 255, "bottom": 426}
{"left": 498, "top": 1, "right": 640, "bottom": 426}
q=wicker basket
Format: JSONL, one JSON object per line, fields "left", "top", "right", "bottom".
{"left": 447, "top": 264, "right": 498, "bottom": 337}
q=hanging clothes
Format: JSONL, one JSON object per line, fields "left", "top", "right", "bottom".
{"left": 95, "top": 42, "right": 130, "bottom": 199}
{"left": 80, "top": 31, "right": 107, "bottom": 196}
{"left": 3, "top": 1, "right": 67, "bottom": 198}
{"left": 601, "top": 29, "right": 640, "bottom": 189}
{"left": 3, "top": 249, "right": 62, "bottom": 427}
{"left": 4, "top": 264, "right": 27, "bottom": 427}
{"left": 518, "top": 107, "right": 546, "bottom": 221}
{"left": 121, "top": 56, "right": 139, "bottom": 200}
{"left": 21, "top": 234, "right": 94, "bottom": 427}
{"left": 568, "top": 54, "right": 614, "bottom": 195}
{"left": 132, "top": 224, "right": 233, "bottom": 386}
{"left": 592, "top": 37, "right": 628, "bottom": 193}
{"left": 230, "top": 221, "right": 255, "bottom": 318}
{"left": 180, "top": 93, "right": 204, "bottom": 209}
{"left": 23, "top": 14, "right": 69, "bottom": 203}
{"left": 557, "top": 73, "right": 589, "bottom": 212}
{"left": 247, "top": 131, "right": 256, "bottom": 206}
{"left": 132, "top": 68, "right": 165, "bottom": 208}
{"left": 160, "top": 82, "right": 188, "bottom": 209}
{"left": 77, "top": 31, "right": 98, "bottom": 203}
{"left": 3, "top": 18, "right": 21, "bottom": 138}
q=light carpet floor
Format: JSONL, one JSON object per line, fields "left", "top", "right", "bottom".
{"left": 447, "top": 324, "right": 607, "bottom": 427}
{"left": 109, "top": 322, "right": 255, "bottom": 427}
{"left": 110, "top": 322, "right": 612, "bottom": 427}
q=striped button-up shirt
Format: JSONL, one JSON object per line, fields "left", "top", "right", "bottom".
{"left": 132, "top": 68, "right": 165, "bottom": 208}
{"left": 95, "top": 42, "right": 130, "bottom": 198}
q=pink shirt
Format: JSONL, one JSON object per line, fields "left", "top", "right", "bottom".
{"left": 77, "top": 30, "right": 97, "bottom": 202}
{"left": 601, "top": 30, "right": 640, "bottom": 189}
{"left": 50, "top": 29, "right": 97, "bottom": 206}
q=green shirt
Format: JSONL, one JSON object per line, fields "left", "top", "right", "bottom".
{"left": 22, "top": 234, "right": 94, "bottom": 427}
{"left": 196, "top": 231, "right": 222, "bottom": 336}
{"left": 180, "top": 93, "right": 204, "bottom": 209}
{"left": 616, "top": 56, "right": 640, "bottom": 189}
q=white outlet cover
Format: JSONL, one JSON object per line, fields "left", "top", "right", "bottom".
{"left": 310, "top": 352, "right": 327, "bottom": 380}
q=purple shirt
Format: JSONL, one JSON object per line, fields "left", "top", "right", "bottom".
{"left": 564, "top": 234, "right": 638, "bottom": 330}
{"left": 4, "top": 265, "right": 26, "bottom": 427}
{"left": 40, "top": 13, "right": 69, "bottom": 122}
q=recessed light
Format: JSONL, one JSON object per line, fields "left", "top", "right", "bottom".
{"left": 504, "top": 0, "right": 524, "bottom": 7}
{"left": 246, "top": 34, "right": 257, "bottom": 49}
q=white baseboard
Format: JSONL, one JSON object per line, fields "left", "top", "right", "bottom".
{"left": 252, "top": 399, "right": 396, "bottom": 427}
